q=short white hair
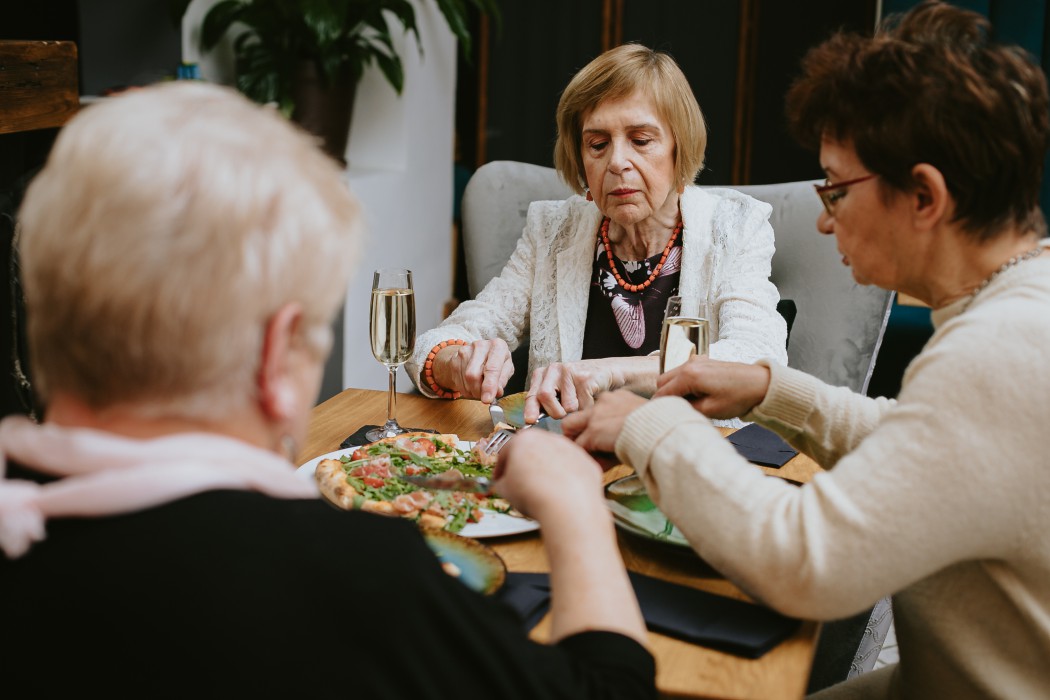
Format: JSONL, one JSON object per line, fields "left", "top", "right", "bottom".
{"left": 18, "top": 81, "right": 361, "bottom": 419}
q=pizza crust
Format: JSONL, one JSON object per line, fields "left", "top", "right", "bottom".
{"left": 417, "top": 512, "right": 446, "bottom": 529}
{"left": 315, "top": 458, "right": 359, "bottom": 509}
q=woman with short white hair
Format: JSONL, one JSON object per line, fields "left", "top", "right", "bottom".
{"left": 0, "top": 81, "right": 655, "bottom": 699}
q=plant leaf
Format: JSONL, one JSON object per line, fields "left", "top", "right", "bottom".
{"left": 235, "top": 42, "right": 282, "bottom": 104}
{"left": 191, "top": 0, "right": 500, "bottom": 109}
{"left": 372, "top": 48, "right": 405, "bottom": 94}
{"left": 433, "top": 0, "right": 471, "bottom": 53}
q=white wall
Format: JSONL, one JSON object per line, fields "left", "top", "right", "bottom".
{"left": 183, "top": 0, "right": 457, "bottom": 400}
{"left": 342, "top": 3, "right": 457, "bottom": 395}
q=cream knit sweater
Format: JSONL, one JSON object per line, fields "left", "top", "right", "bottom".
{"left": 616, "top": 250, "right": 1050, "bottom": 699}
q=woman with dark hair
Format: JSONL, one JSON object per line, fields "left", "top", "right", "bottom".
{"left": 562, "top": 2, "right": 1050, "bottom": 697}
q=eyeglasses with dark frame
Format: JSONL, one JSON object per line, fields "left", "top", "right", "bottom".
{"left": 813, "top": 174, "right": 877, "bottom": 216}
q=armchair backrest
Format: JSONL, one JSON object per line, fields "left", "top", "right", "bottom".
{"left": 461, "top": 160, "right": 894, "bottom": 393}
{"left": 461, "top": 160, "right": 575, "bottom": 297}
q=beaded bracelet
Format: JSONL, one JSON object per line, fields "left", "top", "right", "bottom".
{"left": 423, "top": 339, "right": 467, "bottom": 399}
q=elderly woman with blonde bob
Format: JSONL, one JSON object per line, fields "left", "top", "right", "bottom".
{"left": 0, "top": 82, "right": 656, "bottom": 698}
{"left": 410, "top": 43, "right": 787, "bottom": 422}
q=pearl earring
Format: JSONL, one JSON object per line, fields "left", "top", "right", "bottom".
{"left": 279, "top": 434, "right": 299, "bottom": 462}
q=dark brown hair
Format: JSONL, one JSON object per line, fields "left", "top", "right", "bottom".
{"left": 785, "top": 0, "right": 1049, "bottom": 239}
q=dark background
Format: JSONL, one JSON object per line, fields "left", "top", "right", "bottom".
{"left": 4, "top": 0, "right": 1050, "bottom": 416}
{"left": 459, "top": 0, "right": 878, "bottom": 186}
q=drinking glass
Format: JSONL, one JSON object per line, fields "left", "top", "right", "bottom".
{"left": 366, "top": 268, "right": 416, "bottom": 442}
{"left": 659, "top": 296, "right": 710, "bottom": 374}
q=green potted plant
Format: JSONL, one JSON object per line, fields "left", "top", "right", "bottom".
{"left": 173, "top": 0, "right": 499, "bottom": 161}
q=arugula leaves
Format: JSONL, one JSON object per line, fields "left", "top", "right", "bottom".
{"left": 347, "top": 475, "right": 417, "bottom": 502}
{"left": 337, "top": 438, "right": 495, "bottom": 532}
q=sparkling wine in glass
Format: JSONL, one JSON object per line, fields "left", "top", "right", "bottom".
{"left": 659, "top": 296, "right": 710, "bottom": 374}
{"left": 366, "top": 269, "right": 416, "bottom": 442}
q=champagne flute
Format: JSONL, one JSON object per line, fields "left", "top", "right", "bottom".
{"left": 366, "top": 268, "right": 416, "bottom": 442}
{"left": 659, "top": 296, "right": 710, "bottom": 374}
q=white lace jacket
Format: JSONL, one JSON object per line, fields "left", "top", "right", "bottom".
{"left": 408, "top": 186, "right": 788, "bottom": 396}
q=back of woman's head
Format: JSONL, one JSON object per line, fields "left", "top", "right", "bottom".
{"left": 554, "top": 42, "right": 707, "bottom": 194}
{"left": 785, "top": 0, "right": 1049, "bottom": 238}
{"left": 18, "top": 81, "right": 361, "bottom": 418}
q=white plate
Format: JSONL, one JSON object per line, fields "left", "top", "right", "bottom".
{"left": 297, "top": 442, "right": 540, "bottom": 539}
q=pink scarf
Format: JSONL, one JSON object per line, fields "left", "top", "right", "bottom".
{"left": 0, "top": 415, "right": 319, "bottom": 558}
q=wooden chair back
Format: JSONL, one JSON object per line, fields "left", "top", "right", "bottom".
{"left": 0, "top": 40, "right": 79, "bottom": 418}
{"left": 0, "top": 40, "right": 79, "bottom": 135}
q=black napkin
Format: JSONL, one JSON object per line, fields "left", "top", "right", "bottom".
{"left": 627, "top": 571, "right": 799, "bottom": 658}
{"left": 339, "top": 425, "right": 438, "bottom": 449}
{"left": 497, "top": 573, "right": 553, "bottom": 630}
{"left": 495, "top": 571, "right": 799, "bottom": 658}
{"left": 727, "top": 423, "right": 798, "bottom": 468}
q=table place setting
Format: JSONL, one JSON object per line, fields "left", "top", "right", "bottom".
{"left": 300, "top": 369, "right": 823, "bottom": 696}
{"left": 301, "top": 386, "right": 822, "bottom": 698}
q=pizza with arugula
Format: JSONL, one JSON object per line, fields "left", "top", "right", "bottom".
{"left": 314, "top": 432, "right": 516, "bottom": 533}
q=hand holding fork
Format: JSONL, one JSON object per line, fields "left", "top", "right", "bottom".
{"left": 482, "top": 404, "right": 547, "bottom": 456}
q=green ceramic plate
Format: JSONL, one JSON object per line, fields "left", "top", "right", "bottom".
{"left": 423, "top": 528, "right": 507, "bottom": 595}
{"left": 604, "top": 474, "right": 691, "bottom": 549}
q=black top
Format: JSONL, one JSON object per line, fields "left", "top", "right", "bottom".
{"left": 0, "top": 467, "right": 655, "bottom": 699}
{"left": 582, "top": 238, "right": 683, "bottom": 360}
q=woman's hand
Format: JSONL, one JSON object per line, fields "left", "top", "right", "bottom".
{"left": 492, "top": 429, "right": 604, "bottom": 521}
{"left": 432, "top": 339, "right": 514, "bottom": 404}
{"left": 561, "top": 389, "right": 649, "bottom": 454}
{"left": 524, "top": 355, "right": 658, "bottom": 422}
{"left": 494, "top": 425, "right": 648, "bottom": 647}
{"left": 654, "top": 357, "right": 771, "bottom": 419}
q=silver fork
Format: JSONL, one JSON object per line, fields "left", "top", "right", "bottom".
{"left": 481, "top": 427, "right": 515, "bottom": 456}
{"left": 481, "top": 410, "right": 547, "bottom": 456}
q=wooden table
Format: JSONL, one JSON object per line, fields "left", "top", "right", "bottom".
{"left": 301, "top": 389, "right": 821, "bottom": 700}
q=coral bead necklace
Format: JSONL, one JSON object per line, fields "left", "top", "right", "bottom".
{"left": 599, "top": 216, "right": 683, "bottom": 293}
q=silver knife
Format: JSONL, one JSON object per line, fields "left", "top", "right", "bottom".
{"left": 398, "top": 472, "right": 494, "bottom": 495}
{"left": 489, "top": 399, "right": 549, "bottom": 431}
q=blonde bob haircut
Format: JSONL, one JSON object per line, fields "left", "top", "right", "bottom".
{"left": 554, "top": 43, "right": 707, "bottom": 195}
{"left": 18, "top": 81, "right": 362, "bottom": 419}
